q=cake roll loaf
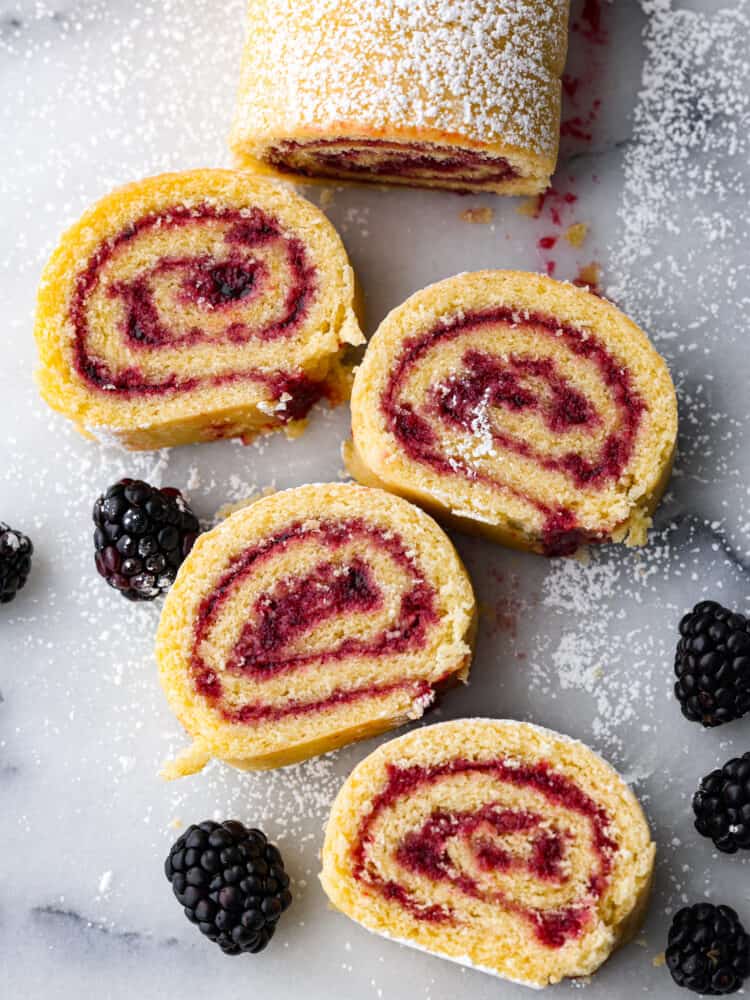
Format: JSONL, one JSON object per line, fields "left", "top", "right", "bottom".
{"left": 346, "top": 271, "right": 678, "bottom": 556}
{"left": 321, "top": 719, "right": 655, "bottom": 989}
{"left": 230, "top": 1, "right": 569, "bottom": 194}
{"left": 156, "top": 483, "right": 476, "bottom": 777}
{"left": 35, "top": 169, "right": 363, "bottom": 450}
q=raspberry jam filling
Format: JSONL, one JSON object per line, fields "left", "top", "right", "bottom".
{"left": 70, "top": 204, "right": 319, "bottom": 404}
{"left": 352, "top": 757, "right": 618, "bottom": 948}
{"left": 226, "top": 558, "right": 381, "bottom": 677}
{"left": 380, "top": 308, "right": 646, "bottom": 555}
{"left": 190, "top": 518, "right": 439, "bottom": 722}
{"left": 267, "top": 139, "right": 519, "bottom": 185}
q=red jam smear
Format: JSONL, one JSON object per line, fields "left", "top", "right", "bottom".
{"left": 434, "top": 350, "right": 600, "bottom": 437}
{"left": 352, "top": 756, "right": 618, "bottom": 948}
{"left": 70, "top": 204, "right": 319, "bottom": 402}
{"left": 267, "top": 139, "right": 519, "bottom": 185}
{"left": 227, "top": 558, "right": 381, "bottom": 676}
{"left": 397, "top": 806, "right": 569, "bottom": 886}
{"left": 380, "top": 308, "right": 646, "bottom": 555}
{"left": 191, "top": 518, "right": 439, "bottom": 722}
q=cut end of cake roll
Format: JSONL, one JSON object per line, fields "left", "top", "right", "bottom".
{"left": 34, "top": 169, "right": 364, "bottom": 451}
{"left": 346, "top": 270, "right": 678, "bottom": 556}
{"left": 229, "top": 1, "right": 569, "bottom": 195}
{"left": 320, "top": 719, "right": 655, "bottom": 989}
{"left": 156, "top": 483, "right": 476, "bottom": 777}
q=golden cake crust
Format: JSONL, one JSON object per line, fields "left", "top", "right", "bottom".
{"left": 346, "top": 270, "right": 678, "bottom": 555}
{"left": 230, "top": 0, "right": 569, "bottom": 194}
{"left": 156, "top": 483, "right": 476, "bottom": 778}
{"left": 34, "top": 168, "right": 363, "bottom": 450}
{"left": 320, "top": 718, "right": 655, "bottom": 989}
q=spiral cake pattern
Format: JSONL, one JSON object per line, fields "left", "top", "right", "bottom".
{"left": 230, "top": 1, "right": 569, "bottom": 194}
{"left": 156, "top": 484, "right": 476, "bottom": 777}
{"left": 347, "top": 271, "right": 678, "bottom": 555}
{"left": 321, "top": 719, "right": 655, "bottom": 988}
{"left": 35, "top": 170, "right": 363, "bottom": 450}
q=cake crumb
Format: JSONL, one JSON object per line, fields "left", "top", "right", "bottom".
{"left": 565, "top": 222, "right": 589, "bottom": 247}
{"left": 319, "top": 188, "right": 335, "bottom": 209}
{"left": 516, "top": 195, "right": 542, "bottom": 217}
{"left": 460, "top": 206, "right": 494, "bottom": 225}
{"left": 653, "top": 952, "right": 666, "bottom": 968}
{"left": 574, "top": 262, "right": 601, "bottom": 289}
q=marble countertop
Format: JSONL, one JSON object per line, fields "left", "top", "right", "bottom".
{"left": 2, "top": 1, "right": 750, "bottom": 997}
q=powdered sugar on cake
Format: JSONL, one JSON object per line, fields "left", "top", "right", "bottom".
{"left": 233, "top": 0, "right": 568, "bottom": 157}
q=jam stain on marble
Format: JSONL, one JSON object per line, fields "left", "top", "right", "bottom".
{"left": 572, "top": 0, "right": 608, "bottom": 46}
{"left": 190, "top": 518, "right": 439, "bottom": 720}
{"left": 563, "top": 0, "right": 609, "bottom": 140}
{"left": 352, "top": 757, "right": 617, "bottom": 947}
{"left": 70, "top": 203, "right": 317, "bottom": 395}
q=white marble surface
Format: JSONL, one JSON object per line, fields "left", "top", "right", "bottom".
{"left": 2, "top": 1, "right": 750, "bottom": 997}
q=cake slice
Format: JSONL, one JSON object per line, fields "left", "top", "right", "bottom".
{"left": 346, "top": 270, "right": 678, "bottom": 555}
{"left": 35, "top": 169, "right": 363, "bottom": 450}
{"left": 156, "top": 484, "right": 476, "bottom": 777}
{"left": 321, "top": 719, "right": 655, "bottom": 989}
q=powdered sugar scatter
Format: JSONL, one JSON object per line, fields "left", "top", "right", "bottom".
{"left": 525, "top": 0, "right": 750, "bottom": 771}
{"left": 3, "top": 1, "right": 750, "bottom": 997}
{"left": 232, "top": 0, "right": 568, "bottom": 156}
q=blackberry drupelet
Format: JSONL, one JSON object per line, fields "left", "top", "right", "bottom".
{"left": 674, "top": 601, "right": 750, "bottom": 727}
{"left": 165, "top": 820, "right": 292, "bottom": 955}
{"left": 666, "top": 903, "right": 750, "bottom": 995}
{"left": 0, "top": 523, "right": 33, "bottom": 604}
{"left": 93, "top": 478, "right": 200, "bottom": 601}
{"left": 693, "top": 753, "right": 750, "bottom": 854}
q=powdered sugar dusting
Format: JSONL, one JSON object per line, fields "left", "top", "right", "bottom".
{"left": 232, "top": 0, "right": 568, "bottom": 157}
{"left": 3, "top": 0, "right": 750, "bottom": 996}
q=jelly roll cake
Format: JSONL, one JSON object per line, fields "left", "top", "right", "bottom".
{"left": 35, "top": 169, "right": 363, "bottom": 449}
{"left": 156, "top": 484, "right": 476, "bottom": 777}
{"left": 321, "top": 719, "right": 655, "bottom": 989}
{"left": 230, "top": 0, "right": 569, "bottom": 194}
{"left": 345, "top": 271, "right": 678, "bottom": 556}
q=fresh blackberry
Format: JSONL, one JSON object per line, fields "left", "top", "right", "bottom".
{"left": 93, "top": 478, "right": 199, "bottom": 601}
{"left": 674, "top": 601, "right": 750, "bottom": 727}
{"left": 164, "top": 820, "right": 292, "bottom": 955}
{"left": 0, "top": 523, "right": 33, "bottom": 604}
{"left": 666, "top": 903, "right": 750, "bottom": 995}
{"left": 693, "top": 753, "right": 750, "bottom": 853}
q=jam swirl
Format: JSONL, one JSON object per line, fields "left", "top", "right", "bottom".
{"left": 190, "top": 518, "right": 440, "bottom": 723}
{"left": 352, "top": 757, "right": 618, "bottom": 949}
{"left": 379, "top": 307, "right": 646, "bottom": 555}
{"left": 69, "top": 203, "right": 324, "bottom": 418}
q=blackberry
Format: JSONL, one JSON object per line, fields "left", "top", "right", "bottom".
{"left": 93, "top": 478, "right": 199, "bottom": 601}
{"left": 693, "top": 753, "right": 750, "bottom": 853}
{"left": 0, "top": 523, "right": 33, "bottom": 604}
{"left": 666, "top": 903, "right": 750, "bottom": 995}
{"left": 674, "top": 601, "right": 750, "bottom": 727}
{"left": 164, "top": 820, "right": 292, "bottom": 955}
